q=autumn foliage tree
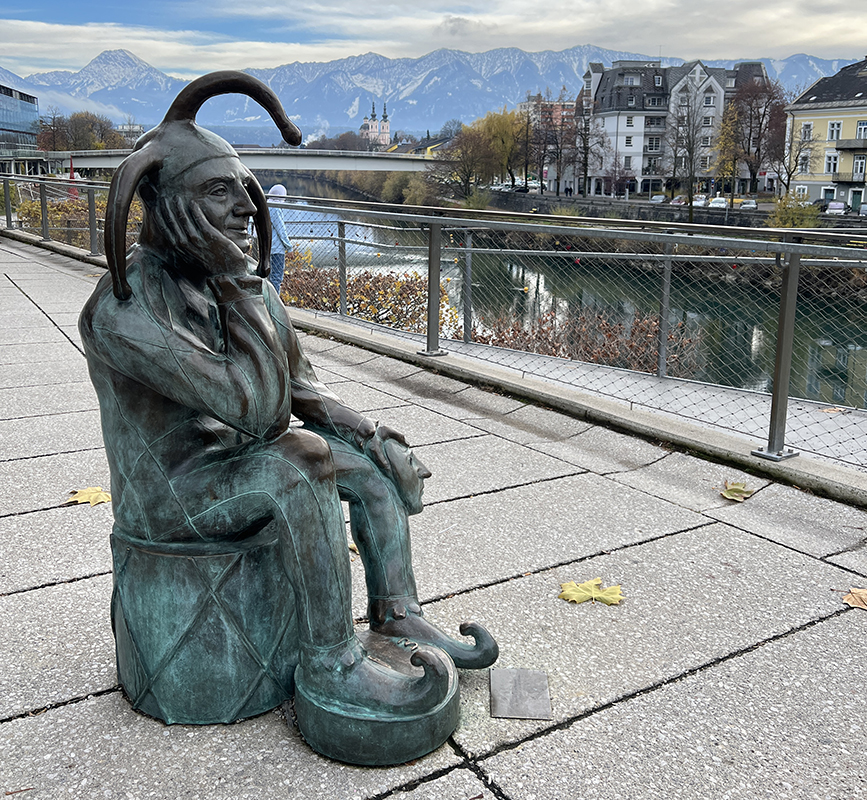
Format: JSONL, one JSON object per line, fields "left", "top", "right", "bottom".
{"left": 729, "top": 79, "right": 786, "bottom": 193}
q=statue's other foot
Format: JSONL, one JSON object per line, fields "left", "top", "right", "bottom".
{"left": 369, "top": 597, "right": 499, "bottom": 670}
{"left": 293, "top": 636, "right": 459, "bottom": 765}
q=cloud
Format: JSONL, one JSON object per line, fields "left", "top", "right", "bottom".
{"left": 0, "top": 1, "right": 860, "bottom": 81}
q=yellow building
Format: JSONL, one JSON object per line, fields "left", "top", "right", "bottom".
{"left": 787, "top": 57, "right": 867, "bottom": 210}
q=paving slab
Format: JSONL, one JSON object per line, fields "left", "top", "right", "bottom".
{"left": 414, "top": 385, "right": 528, "bottom": 419}
{"left": 404, "top": 474, "right": 706, "bottom": 599}
{"left": 0, "top": 341, "right": 81, "bottom": 365}
{"left": 0, "top": 325, "right": 69, "bottom": 346}
{"left": 0, "top": 505, "right": 113, "bottom": 594}
{"left": 418, "top": 524, "right": 854, "bottom": 757}
{"left": 416, "top": 436, "right": 582, "bottom": 503}
{"left": 365, "top": 403, "right": 484, "bottom": 447}
{"left": 480, "top": 612, "right": 866, "bottom": 800}
{"left": 826, "top": 546, "right": 867, "bottom": 577}
{"left": 389, "top": 769, "right": 496, "bottom": 799}
{"left": 3, "top": 309, "right": 52, "bottom": 328}
{"left": 0, "top": 409, "right": 104, "bottom": 460}
{"left": 0, "top": 381, "right": 97, "bottom": 420}
{"left": 705, "top": 481, "right": 867, "bottom": 557}
{"left": 0, "top": 575, "right": 116, "bottom": 718}
{"left": 0, "top": 693, "right": 461, "bottom": 799}
{"left": 0, "top": 448, "right": 110, "bottom": 515}
{"left": 529, "top": 426, "right": 670, "bottom": 474}
{"left": 312, "top": 353, "right": 422, "bottom": 384}
{"left": 324, "top": 381, "right": 409, "bottom": 414}
{"left": 463, "top": 403, "right": 593, "bottom": 444}
{"left": 0, "top": 358, "right": 86, "bottom": 389}
{"left": 612, "top": 450, "right": 772, "bottom": 512}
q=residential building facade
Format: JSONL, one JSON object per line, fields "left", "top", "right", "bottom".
{"left": 581, "top": 60, "right": 769, "bottom": 196}
{"left": 786, "top": 57, "right": 867, "bottom": 210}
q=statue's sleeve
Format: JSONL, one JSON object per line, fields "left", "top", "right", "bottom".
{"left": 87, "top": 285, "right": 290, "bottom": 439}
{"left": 265, "top": 287, "right": 375, "bottom": 447}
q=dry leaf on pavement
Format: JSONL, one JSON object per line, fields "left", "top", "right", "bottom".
{"left": 559, "top": 577, "right": 624, "bottom": 606}
{"left": 65, "top": 487, "right": 112, "bottom": 507}
{"left": 842, "top": 587, "right": 867, "bottom": 610}
{"left": 720, "top": 480, "right": 755, "bottom": 502}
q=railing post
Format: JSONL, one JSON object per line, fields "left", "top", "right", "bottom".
{"left": 87, "top": 187, "right": 99, "bottom": 255}
{"left": 657, "top": 242, "right": 673, "bottom": 377}
{"left": 3, "top": 178, "right": 12, "bottom": 229}
{"left": 419, "top": 223, "right": 446, "bottom": 356}
{"left": 39, "top": 181, "right": 50, "bottom": 241}
{"left": 752, "top": 248, "right": 801, "bottom": 461}
{"left": 338, "top": 220, "right": 347, "bottom": 317}
{"left": 463, "top": 229, "right": 473, "bottom": 343}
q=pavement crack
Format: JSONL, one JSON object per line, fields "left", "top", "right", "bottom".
{"left": 4, "top": 276, "right": 85, "bottom": 356}
{"left": 0, "top": 686, "right": 121, "bottom": 725}
{"left": 422, "top": 471, "right": 587, "bottom": 509}
{"left": 473, "top": 606, "right": 854, "bottom": 765}
{"left": 0, "top": 446, "right": 104, "bottom": 465}
{"left": 365, "top": 763, "right": 468, "bottom": 800}
{"left": 0, "top": 571, "right": 112, "bottom": 598}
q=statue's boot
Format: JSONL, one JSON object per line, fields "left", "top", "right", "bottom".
{"left": 293, "top": 635, "right": 459, "bottom": 765}
{"left": 369, "top": 596, "right": 499, "bottom": 670}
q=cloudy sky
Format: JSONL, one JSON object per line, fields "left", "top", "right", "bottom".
{"left": 1, "top": 0, "right": 860, "bottom": 78}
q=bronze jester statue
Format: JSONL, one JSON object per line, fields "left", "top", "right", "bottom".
{"left": 79, "top": 72, "right": 497, "bottom": 765}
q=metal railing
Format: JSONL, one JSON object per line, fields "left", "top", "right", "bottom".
{"left": 6, "top": 173, "right": 867, "bottom": 470}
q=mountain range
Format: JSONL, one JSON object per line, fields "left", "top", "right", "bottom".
{"left": 2, "top": 47, "right": 855, "bottom": 145}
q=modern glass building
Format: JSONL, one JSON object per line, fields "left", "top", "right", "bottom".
{"left": 0, "top": 83, "right": 42, "bottom": 174}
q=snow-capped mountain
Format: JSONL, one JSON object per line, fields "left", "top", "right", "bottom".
{"left": 3, "top": 47, "right": 854, "bottom": 143}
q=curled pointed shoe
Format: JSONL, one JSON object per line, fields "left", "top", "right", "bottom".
{"left": 371, "top": 610, "right": 499, "bottom": 670}
{"left": 293, "top": 638, "right": 459, "bottom": 766}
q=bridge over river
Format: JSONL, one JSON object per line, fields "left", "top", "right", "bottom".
{"left": 45, "top": 147, "right": 432, "bottom": 173}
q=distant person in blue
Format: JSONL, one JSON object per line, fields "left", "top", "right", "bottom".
{"left": 267, "top": 184, "right": 291, "bottom": 294}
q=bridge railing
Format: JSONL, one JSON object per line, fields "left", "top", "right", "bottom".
{"left": 270, "top": 196, "right": 867, "bottom": 470}
{"left": 6, "top": 172, "right": 867, "bottom": 470}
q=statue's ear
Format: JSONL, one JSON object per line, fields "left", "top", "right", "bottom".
{"left": 245, "top": 173, "right": 272, "bottom": 278}
{"left": 105, "top": 147, "right": 161, "bottom": 300}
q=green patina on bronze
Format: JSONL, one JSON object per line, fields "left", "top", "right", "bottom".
{"left": 78, "top": 71, "right": 497, "bottom": 766}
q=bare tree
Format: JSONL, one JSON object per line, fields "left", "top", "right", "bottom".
{"left": 730, "top": 79, "right": 786, "bottom": 193}
{"left": 37, "top": 106, "right": 69, "bottom": 151}
{"left": 573, "top": 101, "right": 609, "bottom": 196}
{"left": 429, "top": 125, "right": 496, "bottom": 200}
{"left": 669, "top": 81, "right": 709, "bottom": 220}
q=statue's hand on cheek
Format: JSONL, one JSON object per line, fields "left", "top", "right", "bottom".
{"left": 158, "top": 196, "right": 248, "bottom": 276}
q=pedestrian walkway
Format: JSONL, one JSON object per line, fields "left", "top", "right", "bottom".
{"left": 1, "top": 237, "right": 865, "bottom": 799}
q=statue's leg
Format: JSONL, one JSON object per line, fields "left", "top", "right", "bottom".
{"left": 165, "top": 428, "right": 454, "bottom": 717}
{"left": 325, "top": 434, "right": 499, "bottom": 670}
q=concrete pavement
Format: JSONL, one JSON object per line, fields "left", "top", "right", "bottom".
{"left": 1, "top": 237, "right": 865, "bottom": 799}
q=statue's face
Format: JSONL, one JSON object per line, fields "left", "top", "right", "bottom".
{"left": 383, "top": 438, "right": 432, "bottom": 515}
{"left": 179, "top": 156, "right": 257, "bottom": 252}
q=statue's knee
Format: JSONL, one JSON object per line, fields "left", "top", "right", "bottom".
{"left": 278, "top": 429, "right": 336, "bottom": 484}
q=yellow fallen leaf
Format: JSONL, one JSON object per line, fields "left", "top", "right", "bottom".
{"left": 821, "top": 407, "right": 846, "bottom": 414}
{"left": 65, "top": 487, "right": 111, "bottom": 507}
{"left": 842, "top": 587, "right": 867, "bottom": 610}
{"left": 348, "top": 542, "right": 359, "bottom": 554}
{"left": 559, "top": 577, "right": 624, "bottom": 606}
{"left": 720, "top": 480, "right": 755, "bottom": 502}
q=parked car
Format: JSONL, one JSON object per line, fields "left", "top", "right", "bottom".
{"left": 670, "top": 195, "right": 687, "bottom": 205}
{"left": 812, "top": 198, "right": 829, "bottom": 212}
{"left": 860, "top": 204, "right": 867, "bottom": 216}
{"left": 691, "top": 195, "right": 708, "bottom": 207}
{"left": 826, "top": 201, "right": 849, "bottom": 215}
{"left": 650, "top": 194, "right": 668, "bottom": 203}
{"left": 739, "top": 199, "right": 758, "bottom": 210}
{"left": 708, "top": 197, "right": 729, "bottom": 209}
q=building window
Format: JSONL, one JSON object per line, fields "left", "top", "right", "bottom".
{"left": 701, "top": 136, "right": 711, "bottom": 147}
{"left": 624, "top": 76, "right": 636, "bottom": 86}
{"left": 857, "top": 120, "right": 867, "bottom": 139}
{"left": 825, "top": 153, "right": 838, "bottom": 173}
{"left": 646, "top": 137, "right": 661, "bottom": 152}
{"left": 646, "top": 157, "right": 660, "bottom": 172}
{"left": 624, "top": 156, "right": 632, "bottom": 169}
{"left": 700, "top": 155, "right": 711, "bottom": 169}
{"left": 704, "top": 94, "right": 715, "bottom": 106}
{"left": 702, "top": 116, "right": 713, "bottom": 126}
{"left": 828, "top": 121, "right": 842, "bottom": 140}
{"left": 801, "top": 122, "right": 812, "bottom": 141}
{"left": 626, "top": 116, "right": 634, "bottom": 127}
{"left": 854, "top": 155, "right": 866, "bottom": 176}
{"left": 646, "top": 96, "right": 664, "bottom": 107}
{"left": 646, "top": 116, "right": 663, "bottom": 128}
{"left": 625, "top": 136, "right": 633, "bottom": 146}
{"left": 798, "top": 153, "right": 811, "bottom": 173}
{"left": 627, "top": 95, "right": 635, "bottom": 106}
{"left": 726, "top": 77, "right": 735, "bottom": 88}
{"left": 795, "top": 185, "right": 808, "bottom": 198}
{"left": 654, "top": 75, "right": 662, "bottom": 87}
